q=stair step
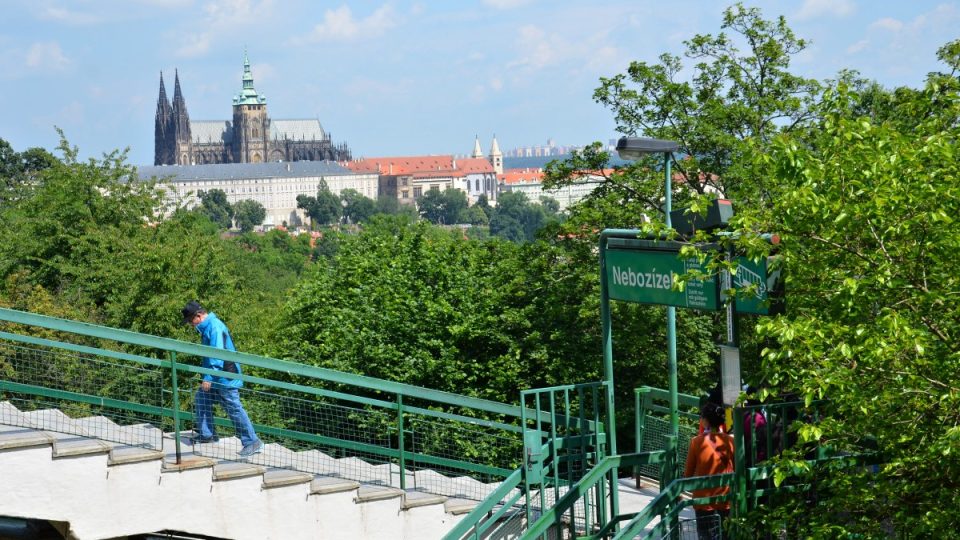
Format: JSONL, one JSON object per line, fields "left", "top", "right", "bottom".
{"left": 262, "top": 469, "right": 313, "bottom": 489}
{"left": 163, "top": 456, "right": 218, "bottom": 472}
{"left": 444, "top": 498, "right": 481, "bottom": 515}
{"left": 108, "top": 446, "right": 164, "bottom": 466}
{"left": 0, "top": 430, "right": 53, "bottom": 450}
{"left": 402, "top": 490, "right": 448, "bottom": 510}
{"left": 213, "top": 461, "right": 266, "bottom": 481}
{"left": 310, "top": 476, "right": 360, "bottom": 495}
{"left": 52, "top": 437, "right": 111, "bottom": 458}
{"left": 354, "top": 485, "right": 403, "bottom": 503}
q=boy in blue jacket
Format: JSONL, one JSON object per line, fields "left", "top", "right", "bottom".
{"left": 182, "top": 300, "right": 263, "bottom": 456}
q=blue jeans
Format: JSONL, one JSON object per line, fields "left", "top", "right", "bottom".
{"left": 195, "top": 386, "right": 259, "bottom": 447}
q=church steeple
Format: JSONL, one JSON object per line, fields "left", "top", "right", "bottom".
{"left": 171, "top": 70, "right": 191, "bottom": 144}
{"left": 472, "top": 135, "right": 483, "bottom": 158}
{"left": 154, "top": 72, "right": 173, "bottom": 165}
{"left": 489, "top": 134, "right": 503, "bottom": 175}
{"left": 234, "top": 50, "right": 266, "bottom": 106}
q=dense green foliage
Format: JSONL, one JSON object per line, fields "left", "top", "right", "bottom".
{"left": 232, "top": 199, "right": 266, "bottom": 232}
{"left": 2, "top": 4, "right": 959, "bottom": 534}
{"left": 542, "top": 3, "right": 960, "bottom": 535}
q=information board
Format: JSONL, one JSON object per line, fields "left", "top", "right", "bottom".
{"left": 605, "top": 248, "right": 721, "bottom": 311}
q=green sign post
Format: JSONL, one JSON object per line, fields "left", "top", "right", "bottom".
{"left": 729, "top": 256, "right": 784, "bottom": 315}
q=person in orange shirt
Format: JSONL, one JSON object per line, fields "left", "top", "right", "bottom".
{"left": 684, "top": 402, "right": 734, "bottom": 540}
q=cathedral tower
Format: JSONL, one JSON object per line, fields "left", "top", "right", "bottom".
{"left": 171, "top": 70, "right": 193, "bottom": 165}
{"left": 154, "top": 73, "right": 173, "bottom": 166}
{"left": 231, "top": 52, "right": 269, "bottom": 163}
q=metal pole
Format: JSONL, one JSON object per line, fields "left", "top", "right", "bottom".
{"left": 397, "top": 394, "right": 406, "bottom": 490}
{"left": 169, "top": 351, "right": 182, "bottom": 465}
{"left": 664, "top": 152, "right": 679, "bottom": 441}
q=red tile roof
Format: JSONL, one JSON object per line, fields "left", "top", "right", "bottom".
{"left": 344, "top": 155, "right": 456, "bottom": 175}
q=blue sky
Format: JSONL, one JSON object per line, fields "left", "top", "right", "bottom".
{"left": 1, "top": 0, "right": 958, "bottom": 165}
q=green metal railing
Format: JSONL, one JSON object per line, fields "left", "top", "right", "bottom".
{"left": 0, "top": 307, "right": 536, "bottom": 499}
{"left": 634, "top": 386, "right": 701, "bottom": 482}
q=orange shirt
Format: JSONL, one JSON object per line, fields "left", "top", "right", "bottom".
{"left": 683, "top": 432, "right": 735, "bottom": 511}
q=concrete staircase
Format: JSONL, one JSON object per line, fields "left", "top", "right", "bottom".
{"left": 0, "top": 401, "right": 478, "bottom": 540}
{"left": 0, "top": 402, "right": 674, "bottom": 539}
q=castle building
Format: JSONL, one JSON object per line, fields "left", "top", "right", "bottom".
{"left": 154, "top": 54, "right": 351, "bottom": 166}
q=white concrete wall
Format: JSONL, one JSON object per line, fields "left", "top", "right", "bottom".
{"left": 0, "top": 443, "right": 464, "bottom": 540}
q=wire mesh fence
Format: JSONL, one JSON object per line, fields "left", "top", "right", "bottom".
{"left": 636, "top": 415, "right": 698, "bottom": 480}
{"left": 0, "top": 334, "right": 526, "bottom": 500}
{"left": 651, "top": 514, "right": 723, "bottom": 540}
{"left": 0, "top": 341, "right": 165, "bottom": 450}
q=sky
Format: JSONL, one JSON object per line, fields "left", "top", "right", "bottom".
{"left": 1, "top": 0, "right": 959, "bottom": 166}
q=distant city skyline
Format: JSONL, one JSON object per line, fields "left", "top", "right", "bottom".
{"left": 3, "top": 1, "right": 959, "bottom": 165}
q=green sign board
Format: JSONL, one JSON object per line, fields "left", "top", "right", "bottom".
{"left": 604, "top": 242, "right": 783, "bottom": 315}
{"left": 728, "top": 256, "right": 784, "bottom": 315}
{"left": 605, "top": 248, "right": 721, "bottom": 310}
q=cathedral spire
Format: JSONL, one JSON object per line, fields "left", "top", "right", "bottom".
{"left": 154, "top": 72, "right": 174, "bottom": 165}
{"left": 171, "top": 69, "right": 191, "bottom": 144}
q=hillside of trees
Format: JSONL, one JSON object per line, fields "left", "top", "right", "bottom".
{"left": 2, "top": 3, "right": 959, "bottom": 535}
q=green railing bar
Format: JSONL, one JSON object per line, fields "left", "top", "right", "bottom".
{"left": 522, "top": 454, "right": 623, "bottom": 539}
{"left": 611, "top": 474, "right": 733, "bottom": 539}
{"left": 0, "top": 331, "right": 165, "bottom": 368}
{"left": 0, "top": 308, "right": 522, "bottom": 418}
{"left": 469, "top": 488, "right": 525, "bottom": 540}
{"left": 397, "top": 394, "right": 406, "bottom": 490}
{"left": 0, "top": 380, "right": 169, "bottom": 420}
{"left": 441, "top": 466, "right": 524, "bottom": 540}
{"left": 634, "top": 386, "right": 700, "bottom": 408}
{"left": 169, "top": 351, "right": 182, "bottom": 464}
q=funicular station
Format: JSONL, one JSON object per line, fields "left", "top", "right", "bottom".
{"left": 0, "top": 140, "right": 876, "bottom": 539}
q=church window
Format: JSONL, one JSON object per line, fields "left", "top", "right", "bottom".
{"left": 252, "top": 128, "right": 259, "bottom": 138}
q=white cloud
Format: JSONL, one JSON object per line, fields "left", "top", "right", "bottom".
{"left": 303, "top": 5, "right": 397, "bottom": 42}
{"left": 846, "top": 39, "right": 869, "bottom": 55}
{"left": 870, "top": 17, "right": 904, "bottom": 32}
{"left": 481, "top": 0, "right": 533, "bottom": 9}
{"left": 795, "top": 0, "right": 856, "bottom": 21}
{"left": 40, "top": 6, "right": 103, "bottom": 25}
{"left": 507, "top": 25, "right": 561, "bottom": 70}
{"left": 25, "top": 42, "right": 69, "bottom": 70}
{"left": 175, "top": 33, "right": 212, "bottom": 58}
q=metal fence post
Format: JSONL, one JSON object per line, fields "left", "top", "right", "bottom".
{"left": 169, "top": 351, "right": 182, "bottom": 464}
{"left": 397, "top": 393, "right": 406, "bottom": 491}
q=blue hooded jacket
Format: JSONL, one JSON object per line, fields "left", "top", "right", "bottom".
{"left": 195, "top": 312, "right": 243, "bottom": 388}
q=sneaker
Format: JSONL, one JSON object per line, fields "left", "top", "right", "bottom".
{"left": 187, "top": 433, "right": 219, "bottom": 444}
{"left": 238, "top": 440, "right": 263, "bottom": 457}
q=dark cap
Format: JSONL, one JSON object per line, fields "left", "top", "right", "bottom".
{"left": 181, "top": 300, "right": 204, "bottom": 324}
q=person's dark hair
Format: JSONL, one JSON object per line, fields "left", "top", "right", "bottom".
{"left": 701, "top": 402, "right": 725, "bottom": 429}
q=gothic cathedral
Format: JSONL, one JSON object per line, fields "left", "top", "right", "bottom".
{"left": 154, "top": 54, "right": 351, "bottom": 166}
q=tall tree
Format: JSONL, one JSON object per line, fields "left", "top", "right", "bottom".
{"left": 233, "top": 199, "right": 266, "bottom": 232}
{"left": 197, "top": 188, "right": 233, "bottom": 229}
{"left": 417, "top": 188, "right": 468, "bottom": 225}
{"left": 740, "top": 56, "right": 960, "bottom": 538}
{"left": 296, "top": 180, "right": 342, "bottom": 227}
{"left": 545, "top": 2, "right": 820, "bottom": 226}
{"left": 340, "top": 188, "right": 376, "bottom": 224}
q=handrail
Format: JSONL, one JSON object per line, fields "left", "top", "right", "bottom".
{"left": 522, "top": 451, "right": 665, "bottom": 539}
{"left": 612, "top": 473, "right": 733, "bottom": 539}
{"left": 440, "top": 466, "right": 525, "bottom": 540}
{"left": 0, "top": 308, "right": 532, "bottom": 499}
{"left": 0, "top": 308, "right": 520, "bottom": 418}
